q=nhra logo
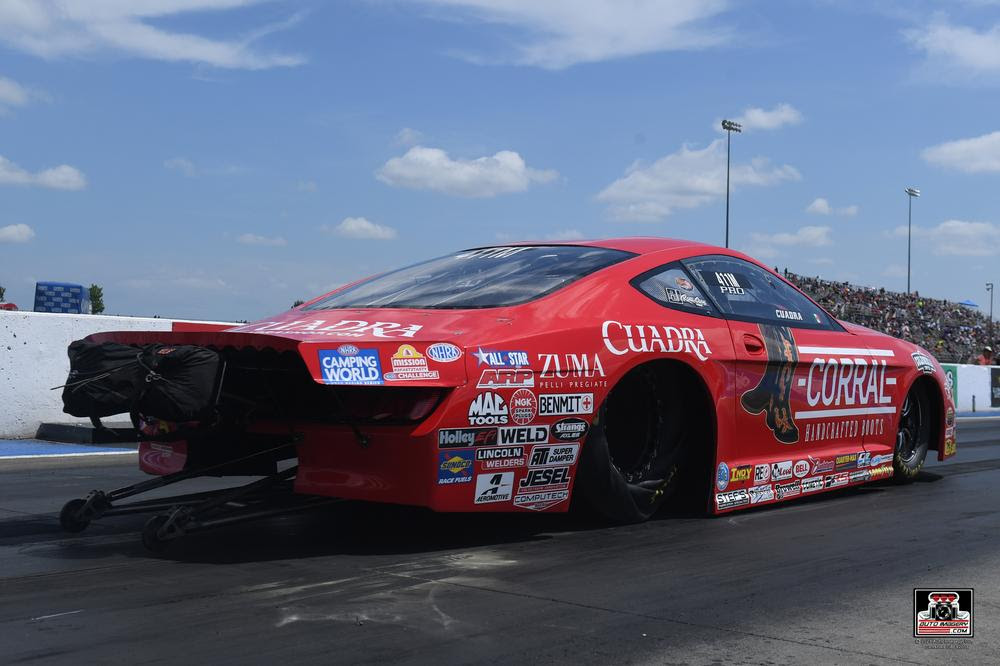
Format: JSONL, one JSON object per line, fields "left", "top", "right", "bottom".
{"left": 510, "top": 388, "right": 538, "bottom": 425}
{"left": 438, "top": 427, "right": 498, "bottom": 448}
{"left": 529, "top": 444, "right": 579, "bottom": 467}
{"left": 477, "top": 368, "right": 534, "bottom": 389}
{"left": 514, "top": 489, "right": 568, "bottom": 511}
{"left": 914, "top": 589, "right": 973, "bottom": 637}
{"left": 538, "top": 393, "right": 594, "bottom": 416}
{"left": 426, "top": 342, "right": 462, "bottom": 363}
{"left": 552, "top": 417, "right": 589, "bottom": 441}
{"left": 468, "top": 392, "right": 509, "bottom": 425}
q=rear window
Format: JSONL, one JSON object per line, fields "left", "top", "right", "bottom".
{"left": 304, "top": 245, "right": 635, "bottom": 310}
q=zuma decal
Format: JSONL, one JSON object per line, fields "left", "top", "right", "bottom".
{"left": 740, "top": 325, "right": 800, "bottom": 444}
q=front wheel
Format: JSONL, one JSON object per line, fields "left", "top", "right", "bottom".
{"left": 893, "top": 386, "right": 930, "bottom": 482}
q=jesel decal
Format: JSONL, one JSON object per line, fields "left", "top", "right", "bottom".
{"left": 741, "top": 325, "right": 799, "bottom": 444}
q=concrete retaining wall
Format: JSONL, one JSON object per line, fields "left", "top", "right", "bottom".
{"left": 0, "top": 311, "right": 233, "bottom": 438}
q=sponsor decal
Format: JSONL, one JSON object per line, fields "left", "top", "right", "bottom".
{"left": 703, "top": 270, "right": 748, "bottom": 295}
{"left": 771, "top": 460, "right": 793, "bottom": 481}
{"left": 551, "top": 417, "right": 589, "bottom": 441}
{"left": 514, "top": 489, "right": 569, "bottom": 511}
{"left": 664, "top": 288, "right": 708, "bottom": 308}
{"left": 804, "top": 416, "right": 887, "bottom": 443}
{"left": 824, "top": 472, "right": 849, "bottom": 488}
{"left": 675, "top": 276, "right": 694, "bottom": 291}
{"left": 801, "top": 357, "right": 893, "bottom": 415}
{"left": 528, "top": 444, "right": 580, "bottom": 467}
{"left": 476, "top": 446, "right": 525, "bottom": 461}
{"left": 945, "top": 438, "right": 956, "bottom": 456}
{"left": 870, "top": 453, "right": 893, "bottom": 466}
{"left": 318, "top": 347, "right": 383, "bottom": 385}
{"left": 729, "top": 464, "right": 752, "bottom": 484}
{"left": 868, "top": 464, "right": 893, "bottom": 480}
{"left": 538, "top": 393, "right": 594, "bottom": 416}
{"left": 748, "top": 484, "right": 774, "bottom": 504}
{"left": 235, "top": 319, "right": 421, "bottom": 338}
{"left": 717, "top": 462, "right": 730, "bottom": 491}
{"left": 801, "top": 476, "right": 823, "bottom": 493}
{"left": 438, "top": 427, "right": 498, "bottom": 448}
{"left": 426, "top": 342, "right": 462, "bottom": 363}
{"left": 509, "top": 388, "right": 538, "bottom": 425}
{"left": 468, "top": 392, "right": 509, "bottom": 426}
{"left": 539, "top": 353, "right": 605, "bottom": 379}
{"left": 912, "top": 352, "right": 935, "bottom": 375}
{"left": 601, "top": 321, "right": 712, "bottom": 362}
{"left": 943, "top": 364, "right": 957, "bottom": 402}
{"left": 793, "top": 460, "right": 809, "bottom": 478}
{"left": 475, "top": 472, "right": 514, "bottom": 504}
{"left": 914, "top": 589, "right": 973, "bottom": 637}
{"left": 809, "top": 455, "right": 834, "bottom": 474}
{"left": 715, "top": 489, "right": 749, "bottom": 509}
{"left": 835, "top": 453, "right": 859, "bottom": 471}
{"left": 518, "top": 466, "right": 571, "bottom": 490}
{"left": 946, "top": 406, "right": 955, "bottom": 427}
{"left": 438, "top": 450, "right": 474, "bottom": 485}
{"left": 775, "top": 309, "right": 803, "bottom": 321}
{"left": 849, "top": 469, "right": 870, "bottom": 483}
{"left": 857, "top": 451, "right": 871, "bottom": 468}
{"left": 473, "top": 348, "right": 530, "bottom": 367}
{"left": 775, "top": 480, "right": 801, "bottom": 499}
{"left": 754, "top": 463, "right": 771, "bottom": 483}
{"left": 498, "top": 426, "right": 547, "bottom": 446}
{"left": 478, "top": 368, "right": 534, "bottom": 389}
{"left": 384, "top": 344, "right": 440, "bottom": 382}
{"left": 740, "top": 325, "right": 799, "bottom": 444}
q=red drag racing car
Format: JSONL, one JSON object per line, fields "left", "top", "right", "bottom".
{"left": 59, "top": 238, "right": 956, "bottom": 543}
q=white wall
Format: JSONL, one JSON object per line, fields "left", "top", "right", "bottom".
{"left": 0, "top": 311, "right": 231, "bottom": 438}
{"left": 955, "top": 364, "right": 1000, "bottom": 414}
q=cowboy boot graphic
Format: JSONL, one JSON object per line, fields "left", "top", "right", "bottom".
{"left": 740, "top": 324, "right": 800, "bottom": 444}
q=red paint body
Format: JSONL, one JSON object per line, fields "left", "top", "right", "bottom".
{"left": 89, "top": 238, "right": 956, "bottom": 515}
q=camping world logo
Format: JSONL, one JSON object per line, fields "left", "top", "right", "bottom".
{"left": 913, "top": 589, "right": 973, "bottom": 637}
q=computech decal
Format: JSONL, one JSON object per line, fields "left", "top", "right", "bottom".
{"left": 468, "top": 392, "right": 509, "bottom": 425}
{"left": 473, "top": 348, "right": 530, "bottom": 367}
{"left": 438, "top": 450, "right": 474, "bottom": 485}
{"left": 426, "top": 343, "right": 462, "bottom": 363}
{"left": 551, "top": 417, "right": 589, "bottom": 442}
{"left": 515, "top": 468, "right": 572, "bottom": 510}
{"left": 234, "top": 319, "right": 422, "bottom": 338}
{"left": 509, "top": 389, "right": 538, "bottom": 425}
{"left": 538, "top": 393, "right": 594, "bottom": 416}
{"left": 528, "top": 444, "right": 580, "bottom": 467}
{"left": 478, "top": 368, "right": 534, "bottom": 389}
{"left": 601, "top": 321, "right": 712, "bottom": 362}
{"left": 317, "top": 346, "right": 383, "bottom": 385}
{"left": 514, "top": 489, "right": 569, "bottom": 511}
{"left": 475, "top": 472, "right": 515, "bottom": 505}
{"left": 384, "top": 344, "right": 439, "bottom": 382}
{"left": 740, "top": 325, "right": 799, "bottom": 444}
{"left": 438, "top": 427, "right": 498, "bottom": 448}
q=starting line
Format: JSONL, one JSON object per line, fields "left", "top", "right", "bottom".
{"left": 0, "top": 440, "right": 137, "bottom": 459}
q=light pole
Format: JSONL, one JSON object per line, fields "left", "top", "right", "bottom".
{"left": 988, "top": 282, "right": 995, "bottom": 347}
{"left": 722, "top": 119, "right": 742, "bottom": 248}
{"left": 904, "top": 187, "right": 920, "bottom": 293}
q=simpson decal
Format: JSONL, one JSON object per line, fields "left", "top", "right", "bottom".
{"left": 740, "top": 325, "right": 799, "bottom": 444}
{"left": 318, "top": 347, "right": 383, "bottom": 385}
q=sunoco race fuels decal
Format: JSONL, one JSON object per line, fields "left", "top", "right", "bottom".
{"left": 438, "top": 450, "right": 474, "bottom": 485}
{"left": 318, "top": 347, "right": 383, "bottom": 385}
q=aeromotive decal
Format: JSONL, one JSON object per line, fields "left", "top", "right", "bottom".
{"left": 741, "top": 325, "right": 799, "bottom": 444}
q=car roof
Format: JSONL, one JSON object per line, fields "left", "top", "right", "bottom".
{"left": 507, "top": 236, "right": 723, "bottom": 255}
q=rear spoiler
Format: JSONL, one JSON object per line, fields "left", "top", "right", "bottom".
{"left": 85, "top": 331, "right": 468, "bottom": 388}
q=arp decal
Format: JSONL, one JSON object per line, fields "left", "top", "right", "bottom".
{"left": 740, "top": 325, "right": 799, "bottom": 444}
{"left": 477, "top": 368, "right": 534, "bottom": 389}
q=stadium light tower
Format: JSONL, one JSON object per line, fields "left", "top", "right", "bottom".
{"left": 988, "top": 282, "right": 995, "bottom": 346}
{"left": 904, "top": 187, "right": 920, "bottom": 293}
{"left": 722, "top": 119, "right": 742, "bottom": 248}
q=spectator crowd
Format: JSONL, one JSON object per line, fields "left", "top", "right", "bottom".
{"left": 784, "top": 271, "right": 994, "bottom": 364}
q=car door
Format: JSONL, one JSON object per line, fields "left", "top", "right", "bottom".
{"left": 683, "top": 255, "right": 889, "bottom": 502}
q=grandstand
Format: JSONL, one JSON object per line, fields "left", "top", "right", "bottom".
{"left": 784, "top": 271, "right": 993, "bottom": 364}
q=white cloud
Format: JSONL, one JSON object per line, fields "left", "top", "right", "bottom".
{"left": 395, "top": 127, "right": 424, "bottom": 146}
{"left": 893, "top": 219, "right": 1000, "bottom": 256}
{"left": 0, "top": 1, "right": 304, "bottom": 70}
{"left": 905, "top": 19, "right": 1000, "bottom": 76}
{"left": 237, "top": 233, "right": 287, "bottom": 247}
{"left": 0, "top": 75, "right": 45, "bottom": 113}
{"left": 806, "top": 197, "right": 832, "bottom": 215}
{"left": 0, "top": 155, "right": 86, "bottom": 190}
{"left": 721, "top": 103, "right": 802, "bottom": 132}
{"left": 164, "top": 157, "right": 197, "bottom": 177}
{"left": 922, "top": 131, "right": 1000, "bottom": 172}
{"left": 545, "top": 229, "right": 584, "bottom": 240}
{"left": 409, "top": 0, "right": 732, "bottom": 69}
{"left": 751, "top": 225, "right": 832, "bottom": 248}
{"left": 377, "top": 146, "right": 558, "bottom": 197}
{"left": 325, "top": 217, "right": 398, "bottom": 240}
{"left": 0, "top": 223, "right": 34, "bottom": 243}
{"left": 806, "top": 197, "right": 858, "bottom": 217}
{"left": 597, "top": 139, "right": 800, "bottom": 221}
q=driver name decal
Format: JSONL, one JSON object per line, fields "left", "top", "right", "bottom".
{"left": 601, "top": 321, "right": 712, "bottom": 361}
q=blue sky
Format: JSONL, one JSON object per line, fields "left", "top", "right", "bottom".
{"left": 3, "top": 0, "right": 1000, "bottom": 321}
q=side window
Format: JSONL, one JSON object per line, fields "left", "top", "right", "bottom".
{"left": 683, "top": 255, "right": 839, "bottom": 330}
{"left": 631, "top": 264, "right": 719, "bottom": 317}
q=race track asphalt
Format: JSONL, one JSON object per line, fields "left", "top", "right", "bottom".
{"left": 1, "top": 432, "right": 998, "bottom": 665}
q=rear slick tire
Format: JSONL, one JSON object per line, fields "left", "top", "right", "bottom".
{"left": 893, "top": 385, "right": 930, "bottom": 482}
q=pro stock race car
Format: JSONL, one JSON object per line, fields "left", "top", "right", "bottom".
{"left": 57, "top": 238, "right": 956, "bottom": 547}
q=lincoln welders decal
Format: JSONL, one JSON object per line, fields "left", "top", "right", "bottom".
{"left": 740, "top": 325, "right": 799, "bottom": 444}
